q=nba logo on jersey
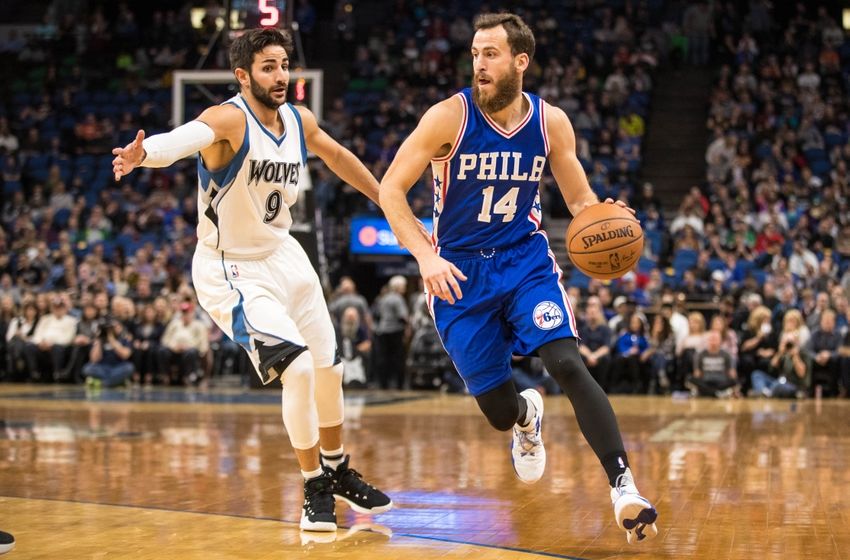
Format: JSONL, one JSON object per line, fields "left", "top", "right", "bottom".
{"left": 230, "top": 264, "right": 239, "bottom": 278}
{"left": 533, "top": 301, "right": 563, "bottom": 330}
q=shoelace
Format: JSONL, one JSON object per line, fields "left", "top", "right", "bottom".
{"left": 517, "top": 428, "right": 541, "bottom": 453}
{"left": 340, "top": 467, "right": 376, "bottom": 492}
{"left": 613, "top": 471, "right": 636, "bottom": 495}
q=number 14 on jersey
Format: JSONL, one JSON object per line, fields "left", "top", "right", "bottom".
{"left": 477, "top": 186, "right": 519, "bottom": 223}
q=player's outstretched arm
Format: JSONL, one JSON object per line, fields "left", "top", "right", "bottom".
{"left": 545, "top": 103, "right": 634, "bottom": 215}
{"left": 296, "top": 106, "right": 380, "bottom": 205}
{"left": 380, "top": 99, "right": 467, "bottom": 304}
{"left": 111, "top": 104, "right": 242, "bottom": 181}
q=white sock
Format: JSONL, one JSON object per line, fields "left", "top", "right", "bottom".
{"left": 302, "top": 466, "right": 323, "bottom": 480}
{"left": 320, "top": 446, "right": 344, "bottom": 470}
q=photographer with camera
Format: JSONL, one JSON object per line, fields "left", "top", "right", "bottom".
{"left": 81, "top": 318, "right": 135, "bottom": 389}
{"left": 751, "top": 310, "right": 812, "bottom": 398}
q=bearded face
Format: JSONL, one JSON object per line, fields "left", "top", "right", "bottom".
{"left": 472, "top": 64, "right": 521, "bottom": 114}
{"left": 249, "top": 72, "right": 287, "bottom": 110}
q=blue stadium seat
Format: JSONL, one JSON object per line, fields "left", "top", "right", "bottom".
{"left": 645, "top": 230, "right": 663, "bottom": 257}
{"left": 810, "top": 159, "right": 832, "bottom": 177}
{"left": 672, "top": 249, "right": 698, "bottom": 272}
{"left": 637, "top": 256, "right": 657, "bottom": 274}
{"left": 569, "top": 271, "right": 591, "bottom": 291}
{"left": 749, "top": 268, "right": 767, "bottom": 286}
{"left": 707, "top": 258, "right": 726, "bottom": 272}
{"left": 2, "top": 179, "right": 22, "bottom": 195}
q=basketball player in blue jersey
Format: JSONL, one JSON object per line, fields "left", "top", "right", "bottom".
{"left": 380, "top": 14, "right": 658, "bottom": 543}
{"left": 111, "top": 28, "right": 398, "bottom": 532}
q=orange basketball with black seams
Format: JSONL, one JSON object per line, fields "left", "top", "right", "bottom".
{"left": 566, "top": 203, "right": 644, "bottom": 280}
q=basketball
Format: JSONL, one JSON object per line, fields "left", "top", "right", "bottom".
{"left": 566, "top": 203, "right": 644, "bottom": 280}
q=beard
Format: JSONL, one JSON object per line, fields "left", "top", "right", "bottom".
{"left": 472, "top": 67, "right": 521, "bottom": 114}
{"left": 249, "top": 74, "right": 287, "bottom": 110}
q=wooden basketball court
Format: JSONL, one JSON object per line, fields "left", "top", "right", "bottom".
{"left": 0, "top": 384, "right": 847, "bottom": 559}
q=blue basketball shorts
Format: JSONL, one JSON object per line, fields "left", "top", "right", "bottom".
{"left": 428, "top": 232, "right": 579, "bottom": 396}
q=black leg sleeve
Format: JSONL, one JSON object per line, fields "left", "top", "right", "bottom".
{"left": 538, "top": 338, "right": 626, "bottom": 461}
{"left": 473, "top": 378, "right": 527, "bottom": 432}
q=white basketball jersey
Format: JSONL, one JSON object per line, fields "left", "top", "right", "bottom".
{"left": 196, "top": 94, "right": 306, "bottom": 258}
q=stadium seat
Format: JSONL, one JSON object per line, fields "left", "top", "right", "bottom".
{"left": 672, "top": 249, "right": 698, "bottom": 272}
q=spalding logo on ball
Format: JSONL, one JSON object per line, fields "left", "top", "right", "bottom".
{"left": 566, "top": 203, "right": 644, "bottom": 280}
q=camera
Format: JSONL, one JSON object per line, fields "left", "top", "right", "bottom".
{"left": 95, "top": 319, "right": 118, "bottom": 341}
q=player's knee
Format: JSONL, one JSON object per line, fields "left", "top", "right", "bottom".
{"left": 257, "top": 340, "right": 307, "bottom": 381}
{"left": 476, "top": 394, "right": 520, "bottom": 431}
{"left": 484, "top": 405, "right": 520, "bottom": 431}
{"left": 279, "top": 350, "right": 314, "bottom": 387}
{"left": 539, "top": 338, "right": 587, "bottom": 382}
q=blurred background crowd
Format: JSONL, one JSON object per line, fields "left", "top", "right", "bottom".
{"left": 0, "top": 0, "right": 849, "bottom": 399}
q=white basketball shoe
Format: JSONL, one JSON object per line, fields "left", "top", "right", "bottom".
{"left": 511, "top": 388, "right": 546, "bottom": 483}
{"left": 610, "top": 468, "right": 658, "bottom": 544}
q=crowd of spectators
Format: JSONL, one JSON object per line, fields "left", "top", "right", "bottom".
{"left": 0, "top": 1, "right": 849, "bottom": 399}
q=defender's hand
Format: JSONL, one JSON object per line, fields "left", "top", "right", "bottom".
{"left": 112, "top": 129, "right": 146, "bottom": 181}
{"left": 419, "top": 253, "right": 467, "bottom": 305}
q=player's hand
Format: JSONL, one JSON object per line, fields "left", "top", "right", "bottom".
{"left": 112, "top": 129, "right": 146, "bottom": 181}
{"left": 603, "top": 197, "right": 636, "bottom": 216}
{"left": 419, "top": 253, "right": 467, "bottom": 305}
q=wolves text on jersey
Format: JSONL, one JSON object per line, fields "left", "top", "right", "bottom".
{"left": 248, "top": 159, "right": 300, "bottom": 187}
{"left": 456, "top": 152, "right": 546, "bottom": 182}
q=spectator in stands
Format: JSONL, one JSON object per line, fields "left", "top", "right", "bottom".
{"left": 328, "top": 276, "right": 373, "bottom": 335}
{"left": 688, "top": 330, "right": 739, "bottom": 398}
{"left": 647, "top": 314, "right": 675, "bottom": 394}
{"left": 682, "top": 1, "right": 714, "bottom": 66}
{"left": 0, "top": 297, "right": 15, "bottom": 380}
{"left": 578, "top": 298, "right": 613, "bottom": 392}
{"left": 5, "top": 300, "right": 38, "bottom": 381}
{"left": 373, "top": 276, "right": 409, "bottom": 390}
{"left": 337, "top": 306, "right": 370, "bottom": 387}
{"left": 612, "top": 315, "right": 651, "bottom": 394}
{"left": 24, "top": 295, "right": 77, "bottom": 382}
{"left": 82, "top": 319, "right": 135, "bottom": 389}
{"left": 0, "top": 118, "right": 18, "bottom": 154}
{"left": 675, "top": 311, "right": 706, "bottom": 387}
{"left": 132, "top": 303, "right": 165, "bottom": 386}
{"left": 807, "top": 309, "right": 842, "bottom": 397}
{"left": 161, "top": 301, "right": 209, "bottom": 386}
{"left": 709, "top": 313, "right": 738, "bottom": 365}
{"left": 63, "top": 301, "right": 99, "bottom": 383}
{"left": 751, "top": 324, "right": 812, "bottom": 399}
{"left": 738, "top": 305, "right": 777, "bottom": 390}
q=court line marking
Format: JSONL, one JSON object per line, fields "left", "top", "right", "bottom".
{"left": 394, "top": 533, "right": 590, "bottom": 560}
{"left": 1, "top": 495, "right": 589, "bottom": 559}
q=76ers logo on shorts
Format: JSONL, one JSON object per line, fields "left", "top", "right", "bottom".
{"left": 230, "top": 264, "right": 239, "bottom": 278}
{"left": 533, "top": 301, "right": 563, "bottom": 330}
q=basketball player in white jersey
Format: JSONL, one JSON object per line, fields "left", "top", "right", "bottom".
{"left": 111, "top": 28, "right": 396, "bottom": 532}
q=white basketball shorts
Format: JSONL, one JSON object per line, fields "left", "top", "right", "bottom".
{"left": 192, "top": 235, "right": 337, "bottom": 384}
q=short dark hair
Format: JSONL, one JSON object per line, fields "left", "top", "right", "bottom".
{"left": 229, "top": 28, "right": 294, "bottom": 72}
{"left": 473, "top": 13, "right": 535, "bottom": 62}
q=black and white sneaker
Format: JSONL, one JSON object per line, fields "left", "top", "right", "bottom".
{"left": 301, "top": 472, "right": 337, "bottom": 532}
{"left": 0, "top": 530, "right": 14, "bottom": 554}
{"left": 324, "top": 455, "right": 393, "bottom": 514}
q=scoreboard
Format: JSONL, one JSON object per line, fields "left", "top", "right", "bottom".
{"left": 231, "top": 0, "right": 292, "bottom": 30}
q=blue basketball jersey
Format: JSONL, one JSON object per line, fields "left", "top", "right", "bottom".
{"left": 430, "top": 88, "right": 549, "bottom": 250}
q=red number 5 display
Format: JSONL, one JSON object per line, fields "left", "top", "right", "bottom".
{"left": 259, "top": 0, "right": 279, "bottom": 26}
